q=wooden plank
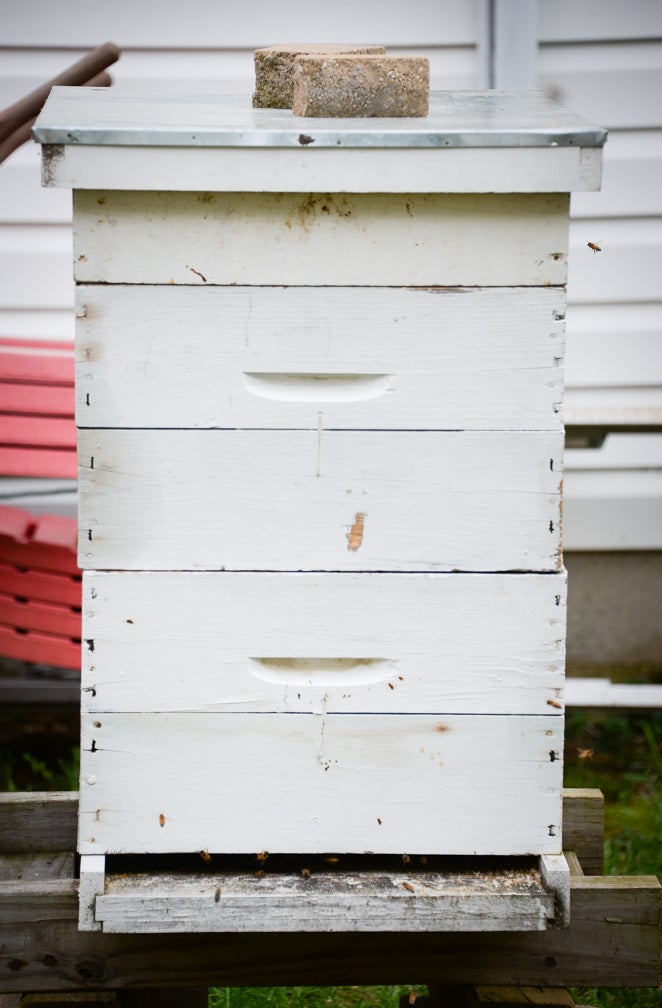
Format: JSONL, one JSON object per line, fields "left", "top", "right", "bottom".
{"left": 0, "top": 594, "right": 80, "bottom": 637}
{"left": 560, "top": 789, "right": 603, "bottom": 876}
{"left": 77, "top": 713, "right": 563, "bottom": 856}
{"left": 72, "top": 191, "right": 570, "bottom": 287}
{"left": 0, "top": 343, "right": 73, "bottom": 384}
{"left": 0, "top": 872, "right": 658, "bottom": 988}
{"left": 0, "top": 563, "right": 81, "bottom": 607}
{"left": 0, "top": 383, "right": 75, "bottom": 417}
{"left": 0, "top": 793, "right": 78, "bottom": 854}
{"left": 74, "top": 285, "right": 565, "bottom": 431}
{"left": 0, "top": 789, "right": 597, "bottom": 859}
{"left": 0, "top": 446, "right": 77, "bottom": 479}
{"left": 93, "top": 865, "right": 555, "bottom": 934}
{"left": 77, "top": 429, "right": 563, "bottom": 572}
{"left": 0, "top": 416, "right": 75, "bottom": 449}
{"left": 81, "top": 571, "right": 566, "bottom": 717}
{"left": 0, "top": 624, "right": 80, "bottom": 669}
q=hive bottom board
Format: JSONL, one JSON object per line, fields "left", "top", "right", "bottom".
{"left": 78, "top": 712, "right": 563, "bottom": 857}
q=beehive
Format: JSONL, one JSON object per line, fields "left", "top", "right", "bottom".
{"left": 34, "top": 87, "right": 605, "bottom": 932}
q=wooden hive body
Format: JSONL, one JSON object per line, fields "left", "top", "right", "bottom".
{"left": 34, "top": 87, "right": 605, "bottom": 932}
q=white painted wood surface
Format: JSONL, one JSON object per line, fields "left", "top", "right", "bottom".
{"left": 77, "top": 713, "right": 563, "bottom": 856}
{"left": 92, "top": 864, "right": 556, "bottom": 934}
{"left": 77, "top": 430, "right": 563, "bottom": 572}
{"left": 72, "top": 191, "right": 570, "bottom": 288}
{"left": 75, "top": 285, "right": 565, "bottom": 431}
{"left": 42, "top": 143, "right": 600, "bottom": 195}
{"left": 81, "top": 571, "right": 567, "bottom": 716}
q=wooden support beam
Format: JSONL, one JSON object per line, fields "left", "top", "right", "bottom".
{"left": 0, "top": 791, "right": 658, "bottom": 992}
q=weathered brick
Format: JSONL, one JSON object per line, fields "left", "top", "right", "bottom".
{"left": 292, "top": 54, "right": 430, "bottom": 118}
{"left": 253, "top": 43, "right": 385, "bottom": 109}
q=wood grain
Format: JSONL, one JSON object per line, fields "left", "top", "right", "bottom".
{"left": 77, "top": 430, "right": 563, "bottom": 572}
{"left": 80, "top": 571, "right": 566, "bottom": 716}
{"left": 77, "top": 713, "right": 563, "bottom": 856}
{"left": 72, "top": 191, "right": 570, "bottom": 287}
{"left": 74, "top": 285, "right": 565, "bottom": 431}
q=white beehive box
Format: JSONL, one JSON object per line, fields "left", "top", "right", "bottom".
{"left": 34, "top": 87, "right": 605, "bottom": 933}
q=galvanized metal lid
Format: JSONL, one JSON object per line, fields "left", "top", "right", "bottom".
{"left": 33, "top": 86, "right": 607, "bottom": 148}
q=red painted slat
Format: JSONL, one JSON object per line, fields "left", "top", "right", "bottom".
{"left": 0, "top": 562, "right": 82, "bottom": 607}
{"left": 0, "top": 505, "right": 79, "bottom": 574}
{"left": 0, "top": 414, "right": 76, "bottom": 448}
{"left": 0, "top": 347, "right": 74, "bottom": 385}
{"left": 0, "top": 623, "right": 80, "bottom": 669}
{"left": 0, "top": 381, "right": 75, "bottom": 417}
{"left": 0, "top": 593, "right": 81, "bottom": 637}
{"left": 0, "top": 337, "right": 75, "bottom": 351}
{"left": 0, "top": 446, "right": 77, "bottom": 478}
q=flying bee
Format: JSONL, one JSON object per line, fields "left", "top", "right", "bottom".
{"left": 587, "top": 241, "right": 602, "bottom": 253}
{"left": 159, "top": 814, "right": 165, "bottom": 827}
{"left": 199, "top": 849, "right": 211, "bottom": 863}
{"left": 256, "top": 850, "right": 269, "bottom": 863}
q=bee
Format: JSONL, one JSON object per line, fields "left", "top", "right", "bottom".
{"left": 408, "top": 993, "right": 418, "bottom": 1006}
{"left": 547, "top": 698, "right": 562, "bottom": 709}
{"left": 387, "top": 682, "right": 395, "bottom": 690}
{"left": 256, "top": 850, "right": 269, "bottom": 863}
{"left": 587, "top": 241, "right": 602, "bottom": 253}
{"left": 324, "top": 855, "right": 339, "bottom": 864}
{"left": 402, "top": 854, "right": 411, "bottom": 865}
{"left": 402, "top": 881, "right": 415, "bottom": 893}
{"left": 577, "top": 747, "right": 594, "bottom": 760}
{"left": 214, "top": 887, "right": 221, "bottom": 903}
{"left": 255, "top": 869, "right": 266, "bottom": 879}
{"left": 159, "top": 814, "right": 165, "bottom": 828}
{"left": 301, "top": 868, "right": 311, "bottom": 879}
{"left": 199, "top": 849, "right": 211, "bottom": 863}
{"left": 377, "top": 818, "right": 382, "bottom": 825}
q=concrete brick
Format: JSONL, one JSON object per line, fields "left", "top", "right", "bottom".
{"left": 253, "top": 44, "right": 386, "bottom": 109}
{"left": 292, "top": 55, "right": 430, "bottom": 118}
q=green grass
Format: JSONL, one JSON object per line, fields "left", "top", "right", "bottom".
{"left": 208, "top": 987, "right": 425, "bottom": 1008}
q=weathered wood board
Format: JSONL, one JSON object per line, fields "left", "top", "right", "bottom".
{"left": 77, "top": 430, "right": 563, "bottom": 571}
{"left": 81, "top": 571, "right": 566, "bottom": 716}
{"left": 72, "top": 191, "right": 570, "bottom": 287}
{"left": 5, "top": 790, "right": 660, "bottom": 988}
{"left": 77, "top": 713, "right": 563, "bottom": 856}
{"left": 94, "top": 865, "right": 556, "bottom": 934}
{"left": 74, "top": 285, "right": 565, "bottom": 431}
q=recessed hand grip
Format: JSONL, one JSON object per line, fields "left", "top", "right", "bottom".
{"left": 243, "top": 372, "right": 391, "bottom": 402}
{"left": 248, "top": 657, "right": 397, "bottom": 687}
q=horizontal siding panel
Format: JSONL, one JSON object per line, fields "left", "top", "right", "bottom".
{"left": 0, "top": 146, "right": 72, "bottom": 225}
{"left": 567, "top": 218, "right": 662, "bottom": 303}
{"left": 539, "top": 0, "right": 662, "bottom": 42}
{"left": 0, "top": 2, "right": 476, "bottom": 47}
{"left": 571, "top": 130, "right": 662, "bottom": 218}
{"left": 81, "top": 571, "right": 566, "bottom": 717}
{"left": 565, "top": 304, "right": 662, "bottom": 388}
{"left": 538, "top": 42, "right": 662, "bottom": 128}
{"left": 565, "top": 434, "right": 662, "bottom": 471}
{"left": 0, "top": 226, "right": 72, "bottom": 310}
{"left": 564, "top": 470, "right": 662, "bottom": 549}
{"left": 0, "top": 310, "right": 74, "bottom": 341}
